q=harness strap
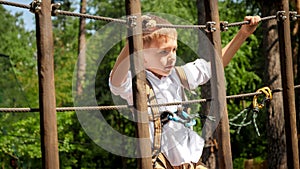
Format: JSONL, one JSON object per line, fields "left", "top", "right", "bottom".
{"left": 175, "top": 66, "right": 192, "bottom": 117}
{"left": 147, "top": 67, "right": 191, "bottom": 165}
{"left": 175, "top": 66, "right": 190, "bottom": 91}
{"left": 146, "top": 81, "right": 162, "bottom": 164}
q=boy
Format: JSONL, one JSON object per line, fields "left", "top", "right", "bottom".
{"left": 109, "top": 15, "right": 260, "bottom": 168}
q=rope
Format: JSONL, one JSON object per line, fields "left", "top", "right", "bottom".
{"left": 156, "top": 23, "right": 207, "bottom": 30}
{"left": 53, "top": 10, "right": 127, "bottom": 24}
{"left": 227, "top": 15, "right": 277, "bottom": 28}
{"left": 0, "top": 1, "right": 279, "bottom": 30}
{"left": 229, "top": 86, "right": 275, "bottom": 136}
{"left": 0, "top": 105, "right": 131, "bottom": 112}
{"left": 0, "top": 0, "right": 30, "bottom": 9}
{"left": 0, "top": 0, "right": 300, "bottom": 112}
{"left": 0, "top": 85, "right": 299, "bottom": 113}
{"left": 229, "top": 105, "right": 261, "bottom": 136}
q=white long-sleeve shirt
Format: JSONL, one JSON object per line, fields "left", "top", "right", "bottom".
{"left": 109, "top": 58, "right": 211, "bottom": 166}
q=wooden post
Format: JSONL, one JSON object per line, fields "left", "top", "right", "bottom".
{"left": 125, "top": 1, "right": 152, "bottom": 169}
{"left": 35, "top": 1, "right": 60, "bottom": 169}
{"left": 277, "top": 1, "right": 300, "bottom": 168}
{"left": 203, "top": 0, "right": 233, "bottom": 168}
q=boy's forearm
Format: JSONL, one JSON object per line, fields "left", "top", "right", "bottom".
{"left": 110, "top": 44, "right": 130, "bottom": 86}
{"left": 221, "top": 30, "right": 249, "bottom": 67}
{"left": 222, "top": 16, "right": 260, "bottom": 67}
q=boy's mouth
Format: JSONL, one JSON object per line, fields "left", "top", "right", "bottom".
{"left": 165, "top": 65, "right": 174, "bottom": 70}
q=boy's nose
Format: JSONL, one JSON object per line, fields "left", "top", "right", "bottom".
{"left": 168, "top": 53, "right": 176, "bottom": 61}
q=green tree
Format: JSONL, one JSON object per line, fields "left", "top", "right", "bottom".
{"left": 0, "top": 1, "right": 275, "bottom": 168}
{"left": 0, "top": 4, "right": 42, "bottom": 168}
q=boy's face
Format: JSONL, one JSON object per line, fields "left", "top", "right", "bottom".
{"left": 144, "top": 37, "right": 177, "bottom": 78}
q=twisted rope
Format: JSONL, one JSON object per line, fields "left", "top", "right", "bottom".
{"left": 53, "top": 10, "right": 127, "bottom": 24}
{"left": 0, "top": 0, "right": 300, "bottom": 113}
{"left": 156, "top": 24, "right": 207, "bottom": 30}
{"left": 229, "top": 107, "right": 261, "bottom": 136}
{"left": 227, "top": 15, "right": 277, "bottom": 28}
{"left": 0, "top": 85, "right": 299, "bottom": 113}
{"left": 0, "top": 0, "right": 30, "bottom": 9}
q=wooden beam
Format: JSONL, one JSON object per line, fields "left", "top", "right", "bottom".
{"left": 125, "top": 1, "right": 152, "bottom": 169}
{"left": 35, "top": 1, "right": 60, "bottom": 168}
{"left": 277, "top": 1, "right": 299, "bottom": 168}
{"left": 203, "top": 0, "right": 233, "bottom": 168}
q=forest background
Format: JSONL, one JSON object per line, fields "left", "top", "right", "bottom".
{"left": 0, "top": 0, "right": 299, "bottom": 168}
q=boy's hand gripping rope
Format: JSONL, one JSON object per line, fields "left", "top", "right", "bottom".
{"left": 229, "top": 87, "right": 273, "bottom": 136}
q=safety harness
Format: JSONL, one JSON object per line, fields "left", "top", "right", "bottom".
{"left": 146, "top": 66, "right": 195, "bottom": 166}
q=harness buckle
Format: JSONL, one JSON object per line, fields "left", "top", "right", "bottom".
{"left": 160, "top": 111, "right": 173, "bottom": 125}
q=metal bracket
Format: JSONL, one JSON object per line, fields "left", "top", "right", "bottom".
{"left": 206, "top": 21, "right": 216, "bottom": 32}
{"left": 29, "top": 0, "right": 42, "bottom": 13}
{"left": 51, "top": 3, "right": 61, "bottom": 16}
{"left": 289, "top": 11, "right": 298, "bottom": 21}
{"left": 276, "top": 11, "right": 287, "bottom": 22}
{"left": 220, "top": 21, "right": 228, "bottom": 32}
{"left": 127, "top": 15, "right": 137, "bottom": 28}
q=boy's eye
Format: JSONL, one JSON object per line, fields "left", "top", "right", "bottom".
{"left": 159, "top": 50, "right": 169, "bottom": 55}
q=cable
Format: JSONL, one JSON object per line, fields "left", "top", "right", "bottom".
{"left": 0, "top": 85, "right": 299, "bottom": 113}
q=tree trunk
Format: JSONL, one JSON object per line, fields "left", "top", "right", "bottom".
{"left": 291, "top": 0, "right": 300, "bottom": 157}
{"left": 261, "top": 1, "right": 287, "bottom": 168}
{"left": 77, "top": 0, "right": 87, "bottom": 96}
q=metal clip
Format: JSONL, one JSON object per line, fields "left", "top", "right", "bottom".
{"left": 289, "top": 11, "right": 298, "bottom": 21}
{"left": 220, "top": 21, "right": 228, "bottom": 32}
{"left": 51, "top": 3, "right": 61, "bottom": 16}
{"left": 127, "top": 15, "right": 137, "bottom": 28}
{"left": 206, "top": 21, "right": 216, "bottom": 32}
{"left": 276, "top": 11, "right": 287, "bottom": 22}
{"left": 29, "top": 0, "right": 42, "bottom": 13}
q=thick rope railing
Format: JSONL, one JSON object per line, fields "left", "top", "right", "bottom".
{"left": 226, "top": 15, "right": 277, "bottom": 28}
{"left": 0, "top": 0, "right": 30, "bottom": 9}
{"left": 1, "top": 1, "right": 299, "bottom": 31}
{"left": 0, "top": 0, "right": 299, "bottom": 112}
{"left": 0, "top": 85, "right": 299, "bottom": 113}
{"left": 0, "top": 0, "right": 280, "bottom": 31}
{"left": 53, "top": 10, "right": 127, "bottom": 25}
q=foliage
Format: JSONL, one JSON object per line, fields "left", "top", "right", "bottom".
{"left": 0, "top": 5, "right": 42, "bottom": 168}
{"left": 0, "top": 0, "right": 275, "bottom": 168}
{"left": 219, "top": 0, "right": 268, "bottom": 166}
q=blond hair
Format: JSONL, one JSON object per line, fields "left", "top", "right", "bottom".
{"left": 142, "top": 15, "right": 177, "bottom": 48}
